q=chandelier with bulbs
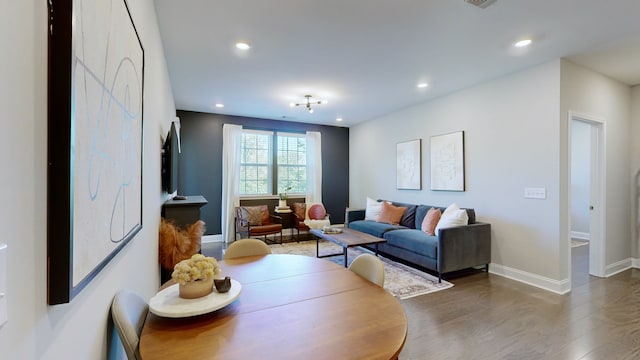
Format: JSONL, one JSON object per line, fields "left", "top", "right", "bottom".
{"left": 290, "top": 95, "right": 327, "bottom": 114}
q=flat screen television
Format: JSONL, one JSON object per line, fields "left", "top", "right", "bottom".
{"left": 162, "top": 122, "right": 180, "bottom": 194}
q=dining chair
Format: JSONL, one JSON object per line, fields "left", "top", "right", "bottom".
{"left": 223, "top": 238, "right": 272, "bottom": 259}
{"left": 348, "top": 253, "right": 385, "bottom": 287}
{"left": 111, "top": 290, "right": 149, "bottom": 360}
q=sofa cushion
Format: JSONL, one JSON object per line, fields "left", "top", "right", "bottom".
{"left": 383, "top": 229, "right": 438, "bottom": 259}
{"left": 390, "top": 201, "right": 418, "bottom": 229}
{"left": 365, "top": 197, "right": 385, "bottom": 221}
{"left": 435, "top": 203, "right": 469, "bottom": 233}
{"left": 241, "top": 206, "right": 265, "bottom": 226}
{"left": 415, "top": 205, "right": 431, "bottom": 229}
{"left": 377, "top": 202, "right": 406, "bottom": 225}
{"left": 465, "top": 208, "right": 476, "bottom": 224}
{"left": 421, "top": 207, "right": 441, "bottom": 235}
{"left": 348, "top": 220, "right": 404, "bottom": 238}
{"left": 416, "top": 204, "right": 476, "bottom": 227}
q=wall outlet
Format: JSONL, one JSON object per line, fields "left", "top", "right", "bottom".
{"left": 524, "top": 187, "right": 546, "bottom": 199}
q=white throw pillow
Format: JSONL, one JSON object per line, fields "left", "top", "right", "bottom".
{"left": 365, "top": 197, "right": 384, "bottom": 221}
{"left": 435, "top": 203, "right": 469, "bottom": 233}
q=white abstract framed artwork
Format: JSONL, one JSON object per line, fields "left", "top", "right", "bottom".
{"left": 396, "top": 139, "right": 422, "bottom": 190}
{"left": 47, "top": 0, "right": 144, "bottom": 304}
{"left": 430, "top": 131, "right": 465, "bottom": 191}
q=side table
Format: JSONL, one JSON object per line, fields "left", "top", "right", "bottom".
{"left": 275, "top": 209, "right": 294, "bottom": 240}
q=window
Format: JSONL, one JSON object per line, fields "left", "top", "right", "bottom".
{"left": 240, "top": 130, "right": 272, "bottom": 195}
{"left": 277, "top": 133, "right": 306, "bottom": 195}
{"left": 239, "top": 130, "right": 307, "bottom": 197}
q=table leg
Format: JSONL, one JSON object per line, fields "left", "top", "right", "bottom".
{"left": 343, "top": 247, "right": 348, "bottom": 267}
{"left": 316, "top": 236, "right": 320, "bottom": 258}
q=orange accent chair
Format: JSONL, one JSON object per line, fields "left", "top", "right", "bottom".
{"left": 292, "top": 203, "right": 309, "bottom": 241}
{"left": 291, "top": 203, "right": 331, "bottom": 240}
{"left": 235, "top": 205, "right": 283, "bottom": 243}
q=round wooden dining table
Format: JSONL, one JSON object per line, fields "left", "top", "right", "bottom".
{"left": 140, "top": 254, "right": 407, "bottom": 360}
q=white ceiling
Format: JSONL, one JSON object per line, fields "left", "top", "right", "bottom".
{"left": 154, "top": 0, "right": 640, "bottom": 127}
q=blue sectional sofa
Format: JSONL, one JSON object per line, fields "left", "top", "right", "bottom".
{"left": 345, "top": 201, "right": 491, "bottom": 282}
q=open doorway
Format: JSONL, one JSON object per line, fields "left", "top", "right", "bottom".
{"left": 569, "top": 112, "right": 605, "bottom": 284}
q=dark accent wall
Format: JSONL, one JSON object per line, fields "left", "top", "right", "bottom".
{"left": 176, "top": 110, "right": 349, "bottom": 235}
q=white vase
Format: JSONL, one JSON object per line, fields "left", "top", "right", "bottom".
{"left": 178, "top": 278, "right": 213, "bottom": 299}
{"left": 279, "top": 200, "right": 287, "bottom": 208}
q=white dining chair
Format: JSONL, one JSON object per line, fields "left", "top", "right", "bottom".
{"left": 223, "top": 238, "right": 272, "bottom": 259}
{"left": 111, "top": 290, "right": 149, "bottom": 360}
{"left": 349, "top": 253, "right": 385, "bottom": 287}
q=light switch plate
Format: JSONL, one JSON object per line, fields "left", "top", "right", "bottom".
{"left": 524, "top": 187, "right": 546, "bottom": 199}
{"left": 0, "top": 243, "right": 7, "bottom": 327}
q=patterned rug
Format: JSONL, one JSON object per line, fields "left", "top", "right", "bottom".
{"left": 269, "top": 240, "right": 453, "bottom": 299}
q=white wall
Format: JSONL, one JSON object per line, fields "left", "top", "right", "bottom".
{"left": 631, "top": 86, "right": 640, "bottom": 257}
{"left": 350, "top": 59, "right": 634, "bottom": 292}
{"left": 351, "top": 61, "right": 566, "bottom": 291}
{"left": 560, "top": 60, "right": 631, "bottom": 277}
{"left": 570, "top": 120, "right": 591, "bottom": 236}
{"left": 0, "top": 1, "right": 176, "bottom": 359}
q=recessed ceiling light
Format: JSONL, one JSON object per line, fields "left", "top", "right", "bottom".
{"left": 514, "top": 39, "right": 532, "bottom": 48}
{"left": 336, "top": 118, "right": 343, "bottom": 122}
{"left": 235, "top": 42, "right": 251, "bottom": 50}
{"left": 215, "top": 103, "right": 224, "bottom": 108}
{"left": 417, "top": 83, "right": 428, "bottom": 88}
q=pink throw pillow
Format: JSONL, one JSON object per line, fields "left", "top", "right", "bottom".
{"left": 421, "top": 208, "right": 441, "bottom": 235}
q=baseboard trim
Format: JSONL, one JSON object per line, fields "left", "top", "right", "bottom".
{"left": 571, "top": 231, "right": 590, "bottom": 240}
{"left": 202, "top": 234, "right": 224, "bottom": 243}
{"left": 605, "top": 258, "right": 633, "bottom": 277}
{"left": 489, "top": 263, "right": 570, "bottom": 294}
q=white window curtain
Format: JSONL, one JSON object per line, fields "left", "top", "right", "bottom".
{"left": 221, "top": 124, "right": 243, "bottom": 244}
{"left": 305, "top": 131, "right": 322, "bottom": 204}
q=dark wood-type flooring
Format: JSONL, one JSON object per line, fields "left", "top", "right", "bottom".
{"left": 202, "top": 241, "right": 640, "bottom": 360}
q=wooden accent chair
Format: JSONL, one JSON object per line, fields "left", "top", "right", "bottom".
{"left": 235, "top": 205, "right": 283, "bottom": 243}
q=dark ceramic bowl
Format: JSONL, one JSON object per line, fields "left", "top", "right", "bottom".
{"left": 214, "top": 276, "right": 232, "bottom": 293}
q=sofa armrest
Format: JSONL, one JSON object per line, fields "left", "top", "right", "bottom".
{"left": 437, "top": 222, "right": 491, "bottom": 274}
{"left": 345, "top": 208, "right": 365, "bottom": 227}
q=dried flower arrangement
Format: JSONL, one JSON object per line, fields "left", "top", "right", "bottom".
{"left": 171, "top": 254, "right": 222, "bottom": 285}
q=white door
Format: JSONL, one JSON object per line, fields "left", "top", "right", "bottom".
{"left": 570, "top": 112, "right": 605, "bottom": 278}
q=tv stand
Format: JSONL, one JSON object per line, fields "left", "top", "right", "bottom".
{"left": 162, "top": 195, "right": 208, "bottom": 228}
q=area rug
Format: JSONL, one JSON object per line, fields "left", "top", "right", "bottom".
{"left": 269, "top": 240, "right": 453, "bottom": 299}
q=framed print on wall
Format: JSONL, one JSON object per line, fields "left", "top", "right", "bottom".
{"left": 430, "top": 131, "right": 465, "bottom": 191}
{"left": 47, "top": 0, "right": 144, "bottom": 304}
{"left": 397, "top": 139, "right": 422, "bottom": 190}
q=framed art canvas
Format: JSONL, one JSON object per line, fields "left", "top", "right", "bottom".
{"left": 47, "top": 0, "right": 144, "bottom": 304}
{"left": 430, "top": 131, "right": 465, "bottom": 191}
{"left": 397, "top": 139, "right": 422, "bottom": 190}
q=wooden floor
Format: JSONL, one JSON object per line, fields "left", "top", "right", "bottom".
{"left": 203, "top": 242, "right": 640, "bottom": 360}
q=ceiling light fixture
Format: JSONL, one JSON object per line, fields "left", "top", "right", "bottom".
{"left": 215, "top": 103, "right": 224, "bottom": 108}
{"left": 290, "top": 95, "right": 327, "bottom": 114}
{"left": 417, "top": 83, "right": 429, "bottom": 88}
{"left": 235, "top": 42, "right": 251, "bottom": 50}
{"left": 514, "top": 39, "right": 532, "bottom": 48}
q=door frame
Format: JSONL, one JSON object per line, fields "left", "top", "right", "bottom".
{"left": 568, "top": 111, "right": 606, "bottom": 279}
